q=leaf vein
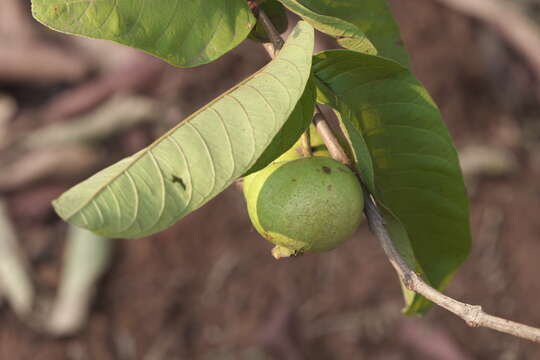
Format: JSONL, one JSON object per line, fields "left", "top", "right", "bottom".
{"left": 147, "top": 150, "right": 167, "bottom": 231}
{"left": 117, "top": 0, "right": 146, "bottom": 38}
{"left": 208, "top": 107, "right": 236, "bottom": 182}
{"left": 243, "top": 84, "right": 278, "bottom": 136}
{"left": 226, "top": 94, "right": 257, "bottom": 165}
{"left": 107, "top": 186, "right": 122, "bottom": 229}
{"left": 184, "top": 121, "right": 217, "bottom": 199}
{"left": 122, "top": 170, "right": 140, "bottom": 234}
{"left": 260, "top": 72, "right": 292, "bottom": 109}
{"left": 92, "top": 201, "right": 105, "bottom": 227}
{"left": 97, "top": 0, "right": 118, "bottom": 32}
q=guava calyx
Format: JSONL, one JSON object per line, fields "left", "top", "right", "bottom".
{"left": 271, "top": 245, "right": 302, "bottom": 259}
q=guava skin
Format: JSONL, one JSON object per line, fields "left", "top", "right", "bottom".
{"left": 244, "top": 157, "right": 364, "bottom": 258}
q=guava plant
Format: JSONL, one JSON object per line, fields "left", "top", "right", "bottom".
{"left": 29, "top": 0, "right": 540, "bottom": 342}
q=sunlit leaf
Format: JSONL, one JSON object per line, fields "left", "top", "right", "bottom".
{"left": 278, "top": 0, "right": 409, "bottom": 66}
{"left": 52, "top": 22, "right": 314, "bottom": 238}
{"left": 31, "top": 0, "right": 255, "bottom": 67}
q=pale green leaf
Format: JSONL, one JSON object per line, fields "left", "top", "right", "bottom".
{"left": 31, "top": 0, "right": 255, "bottom": 67}
{"left": 52, "top": 22, "right": 314, "bottom": 239}
{"left": 313, "top": 50, "right": 471, "bottom": 313}
{"left": 278, "top": 0, "right": 409, "bottom": 66}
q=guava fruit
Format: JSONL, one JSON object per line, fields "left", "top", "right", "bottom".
{"left": 244, "top": 156, "right": 364, "bottom": 258}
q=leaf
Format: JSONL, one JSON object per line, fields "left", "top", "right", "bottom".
{"left": 249, "top": 0, "right": 289, "bottom": 43}
{"left": 278, "top": 0, "right": 409, "bottom": 66}
{"left": 52, "top": 22, "right": 315, "bottom": 239}
{"left": 313, "top": 50, "right": 471, "bottom": 313}
{"left": 245, "top": 76, "right": 316, "bottom": 175}
{"left": 314, "top": 76, "right": 375, "bottom": 191}
{"left": 31, "top": 0, "right": 255, "bottom": 67}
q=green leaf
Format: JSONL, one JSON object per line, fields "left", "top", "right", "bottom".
{"left": 249, "top": 0, "right": 289, "bottom": 43}
{"left": 31, "top": 0, "right": 256, "bottom": 67}
{"left": 313, "top": 50, "right": 471, "bottom": 313}
{"left": 314, "top": 76, "right": 375, "bottom": 191}
{"left": 278, "top": 0, "right": 409, "bottom": 66}
{"left": 52, "top": 22, "right": 315, "bottom": 239}
{"left": 245, "top": 77, "right": 316, "bottom": 175}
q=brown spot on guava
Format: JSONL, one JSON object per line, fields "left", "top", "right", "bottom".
{"left": 327, "top": 184, "right": 332, "bottom": 191}
{"left": 322, "top": 166, "right": 331, "bottom": 174}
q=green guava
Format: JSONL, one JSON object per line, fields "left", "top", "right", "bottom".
{"left": 244, "top": 156, "right": 364, "bottom": 258}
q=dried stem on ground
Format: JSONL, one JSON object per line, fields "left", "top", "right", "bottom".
{"left": 0, "top": 96, "right": 158, "bottom": 191}
{"left": 433, "top": 0, "right": 540, "bottom": 99}
{"left": 47, "top": 226, "right": 113, "bottom": 337}
{"left": 256, "top": 6, "right": 540, "bottom": 344}
{"left": 15, "top": 96, "right": 157, "bottom": 152}
{"left": 0, "top": 198, "right": 34, "bottom": 317}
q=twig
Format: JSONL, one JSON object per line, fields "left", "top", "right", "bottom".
{"left": 252, "top": 1, "right": 285, "bottom": 53}
{"left": 363, "top": 190, "right": 540, "bottom": 343}
{"left": 312, "top": 108, "right": 351, "bottom": 166}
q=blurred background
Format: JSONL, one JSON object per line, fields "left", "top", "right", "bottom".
{"left": 1, "top": 0, "right": 540, "bottom": 359}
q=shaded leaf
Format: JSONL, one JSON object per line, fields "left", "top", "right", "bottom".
{"left": 31, "top": 0, "right": 255, "bottom": 67}
{"left": 278, "top": 0, "right": 409, "bottom": 66}
{"left": 245, "top": 76, "right": 316, "bottom": 175}
{"left": 313, "top": 50, "right": 471, "bottom": 313}
{"left": 314, "top": 76, "right": 375, "bottom": 191}
{"left": 52, "top": 22, "right": 314, "bottom": 239}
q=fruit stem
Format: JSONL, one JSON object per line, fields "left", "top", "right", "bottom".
{"left": 300, "top": 131, "right": 312, "bottom": 157}
{"left": 271, "top": 245, "right": 297, "bottom": 259}
{"left": 313, "top": 107, "right": 351, "bottom": 166}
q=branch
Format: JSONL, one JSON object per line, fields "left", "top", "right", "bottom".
{"left": 256, "top": 9, "right": 540, "bottom": 344}
{"left": 312, "top": 107, "right": 351, "bottom": 166}
{"left": 0, "top": 198, "right": 34, "bottom": 317}
{"left": 251, "top": 1, "right": 285, "bottom": 54}
{"left": 362, "top": 189, "right": 540, "bottom": 343}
